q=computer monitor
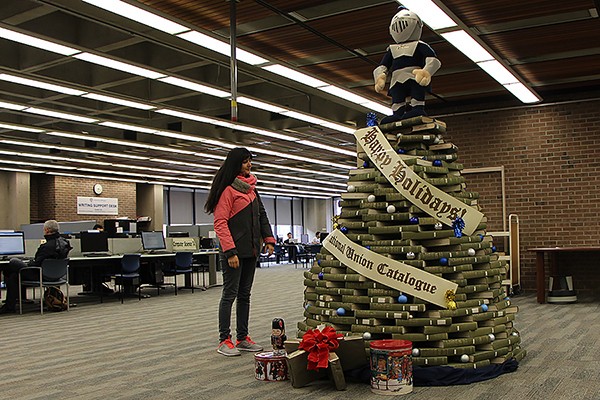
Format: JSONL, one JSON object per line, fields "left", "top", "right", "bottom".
{"left": 0, "top": 231, "right": 26, "bottom": 256}
{"left": 300, "top": 234, "right": 309, "bottom": 244}
{"left": 200, "top": 237, "right": 216, "bottom": 249}
{"left": 103, "top": 219, "right": 137, "bottom": 237}
{"left": 142, "top": 231, "right": 167, "bottom": 250}
{"left": 79, "top": 231, "right": 109, "bottom": 253}
{"left": 141, "top": 231, "right": 166, "bottom": 251}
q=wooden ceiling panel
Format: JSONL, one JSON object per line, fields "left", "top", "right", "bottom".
{"left": 442, "top": 0, "right": 594, "bottom": 25}
{"left": 484, "top": 19, "right": 600, "bottom": 61}
{"left": 514, "top": 55, "right": 600, "bottom": 83}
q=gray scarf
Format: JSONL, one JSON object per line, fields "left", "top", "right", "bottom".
{"left": 232, "top": 177, "right": 251, "bottom": 194}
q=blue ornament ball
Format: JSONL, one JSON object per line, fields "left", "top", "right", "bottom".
{"left": 492, "top": 245, "right": 497, "bottom": 252}
{"left": 341, "top": 226, "right": 348, "bottom": 234}
{"left": 318, "top": 272, "right": 324, "bottom": 280}
{"left": 481, "top": 304, "right": 488, "bottom": 312}
{"left": 397, "top": 148, "right": 406, "bottom": 154}
{"left": 317, "top": 259, "right": 321, "bottom": 265}
{"left": 409, "top": 216, "right": 419, "bottom": 224}
{"left": 440, "top": 257, "right": 448, "bottom": 266}
{"left": 336, "top": 307, "right": 346, "bottom": 316}
{"left": 366, "top": 245, "right": 371, "bottom": 250}
{"left": 433, "top": 160, "right": 442, "bottom": 167}
{"left": 363, "top": 161, "right": 369, "bottom": 168}
{"left": 397, "top": 294, "right": 408, "bottom": 303}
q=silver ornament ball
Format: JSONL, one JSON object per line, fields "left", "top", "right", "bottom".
{"left": 387, "top": 205, "right": 396, "bottom": 214}
{"left": 412, "top": 348, "right": 420, "bottom": 357}
{"left": 488, "top": 333, "right": 496, "bottom": 342}
{"left": 467, "top": 248, "right": 476, "bottom": 256}
{"left": 362, "top": 332, "right": 372, "bottom": 340}
{"left": 347, "top": 185, "right": 356, "bottom": 193}
{"left": 460, "top": 354, "right": 470, "bottom": 363}
{"left": 434, "top": 222, "right": 443, "bottom": 230}
{"left": 367, "top": 194, "right": 376, "bottom": 202}
{"left": 406, "top": 251, "right": 416, "bottom": 260}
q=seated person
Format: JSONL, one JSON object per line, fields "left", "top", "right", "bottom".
{"left": 92, "top": 223, "right": 103, "bottom": 231}
{"left": 311, "top": 235, "right": 321, "bottom": 244}
{"left": 0, "top": 220, "right": 71, "bottom": 314}
{"left": 283, "top": 232, "right": 297, "bottom": 263}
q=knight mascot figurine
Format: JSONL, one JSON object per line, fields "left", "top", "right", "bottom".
{"left": 373, "top": 7, "right": 441, "bottom": 124}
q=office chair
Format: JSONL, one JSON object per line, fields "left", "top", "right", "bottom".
{"left": 18, "top": 258, "right": 69, "bottom": 315}
{"left": 103, "top": 253, "right": 142, "bottom": 304}
{"left": 162, "top": 252, "right": 194, "bottom": 295}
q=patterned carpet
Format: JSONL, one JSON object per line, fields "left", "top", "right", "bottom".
{"left": 1, "top": 263, "right": 599, "bottom": 400}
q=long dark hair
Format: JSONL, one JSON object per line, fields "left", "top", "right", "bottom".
{"left": 204, "top": 147, "right": 252, "bottom": 214}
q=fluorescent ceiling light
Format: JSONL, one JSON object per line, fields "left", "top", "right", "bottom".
{"left": 397, "top": 1, "right": 458, "bottom": 30}
{"left": 0, "top": 101, "right": 27, "bottom": 111}
{"left": 25, "top": 107, "right": 98, "bottom": 123}
{"left": 360, "top": 101, "right": 393, "bottom": 115}
{"left": 246, "top": 146, "right": 353, "bottom": 170}
{"left": 0, "top": 167, "right": 43, "bottom": 174}
{"left": 318, "top": 85, "right": 372, "bottom": 105}
{"left": 99, "top": 121, "right": 158, "bottom": 134}
{"left": 0, "top": 122, "right": 44, "bottom": 132}
{"left": 257, "top": 161, "right": 348, "bottom": 179}
{"left": 0, "top": 74, "right": 87, "bottom": 96}
{"left": 177, "top": 31, "right": 268, "bottom": 65}
{"left": 0, "top": 27, "right": 80, "bottom": 56}
{"left": 0, "top": 159, "right": 76, "bottom": 170}
{"left": 82, "top": 0, "right": 189, "bottom": 35}
{"left": 237, "top": 97, "right": 287, "bottom": 113}
{"left": 154, "top": 130, "right": 202, "bottom": 141}
{"left": 503, "top": 83, "right": 541, "bottom": 104}
{"left": 280, "top": 110, "right": 328, "bottom": 125}
{"left": 297, "top": 140, "right": 356, "bottom": 156}
{"left": 158, "top": 76, "right": 230, "bottom": 98}
{"left": 476, "top": 60, "right": 519, "bottom": 85}
{"left": 74, "top": 52, "right": 167, "bottom": 79}
{"left": 0, "top": 139, "right": 148, "bottom": 160}
{"left": 48, "top": 171, "right": 145, "bottom": 183}
{"left": 82, "top": 93, "right": 155, "bottom": 110}
{"left": 262, "top": 64, "right": 328, "bottom": 88}
{"left": 441, "top": 30, "right": 493, "bottom": 63}
{"left": 319, "top": 122, "right": 356, "bottom": 135}
{"left": 232, "top": 125, "right": 294, "bottom": 142}
{"left": 255, "top": 171, "right": 347, "bottom": 187}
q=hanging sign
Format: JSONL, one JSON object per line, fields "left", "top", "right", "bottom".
{"left": 322, "top": 229, "right": 457, "bottom": 308}
{"left": 77, "top": 196, "right": 118, "bottom": 215}
{"left": 354, "top": 126, "right": 484, "bottom": 235}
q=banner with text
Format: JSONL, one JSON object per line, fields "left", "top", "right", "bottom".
{"left": 354, "top": 126, "right": 484, "bottom": 235}
{"left": 323, "top": 229, "right": 457, "bottom": 308}
{"left": 77, "top": 197, "right": 118, "bottom": 215}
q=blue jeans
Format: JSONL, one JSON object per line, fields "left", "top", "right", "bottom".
{"left": 218, "top": 254, "right": 257, "bottom": 342}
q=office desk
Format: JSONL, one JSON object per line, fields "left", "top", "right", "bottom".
{"left": 1, "top": 250, "right": 220, "bottom": 288}
{"left": 529, "top": 247, "right": 600, "bottom": 304}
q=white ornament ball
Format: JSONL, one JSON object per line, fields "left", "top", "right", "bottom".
{"left": 387, "top": 205, "right": 396, "bottom": 214}
{"left": 460, "top": 354, "right": 469, "bottom": 363}
{"left": 406, "top": 251, "right": 416, "bottom": 260}
{"left": 488, "top": 333, "right": 496, "bottom": 342}
{"left": 511, "top": 332, "right": 519, "bottom": 337}
{"left": 347, "top": 185, "right": 356, "bottom": 193}
{"left": 434, "top": 222, "right": 443, "bottom": 230}
{"left": 467, "top": 248, "right": 476, "bottom": 256}
{"left": 412, "top": 348, "right": 420, "bottom": 357}
{"left": 362, "top": 332, "right": 372, "bottom": 340}
{"left": 367, "top": 194, "right": 376, "bottom": 202}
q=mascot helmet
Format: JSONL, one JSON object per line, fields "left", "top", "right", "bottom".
{"left": 389, "top": 8, "right": 423, "bottom": 43}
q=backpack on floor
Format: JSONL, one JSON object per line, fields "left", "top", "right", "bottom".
{"left": 44, "top": 286, "right": 67, "bottom": 312}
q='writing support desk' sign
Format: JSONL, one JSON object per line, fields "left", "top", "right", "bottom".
{"left": 322, "top": 230, "right": 457, "bottom": 308}
{"left": 354, "top": 126, "right": 483, "bottom": 235}
{"left": 77, "top": 197, "right": 118, "bottom": 215}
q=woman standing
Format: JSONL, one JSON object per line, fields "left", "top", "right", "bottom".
{"left": 205, "top": 147, "right": 276, "bottom": 357}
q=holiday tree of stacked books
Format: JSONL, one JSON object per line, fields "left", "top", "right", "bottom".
{"left": 300, "top": 116, "right": 526, "bottom": 369}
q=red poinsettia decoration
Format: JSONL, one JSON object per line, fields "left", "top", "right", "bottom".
{"left": 298, "top": 326, "right": 343, "bottom": 370}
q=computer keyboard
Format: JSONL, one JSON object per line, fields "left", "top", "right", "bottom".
{"left": 83, "top": 252, "right": 112, "bottom": 257}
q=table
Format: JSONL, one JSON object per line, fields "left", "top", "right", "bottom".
{"left": 529, "top": 247, "right": 600, "bottom": 303}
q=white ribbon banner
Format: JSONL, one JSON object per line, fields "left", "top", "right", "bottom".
{"left": 354, "top": 126, "right": 484, "bottom": 235}
{"left": 323, "top": 229, "right": 457, "bottom": 308}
